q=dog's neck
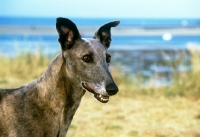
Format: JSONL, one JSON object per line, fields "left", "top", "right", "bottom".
{"left": 37, "top": 53, "right": 85, "bottom": 99}
{"left": 35, "top": 53, "right": 86, "bottom": 135}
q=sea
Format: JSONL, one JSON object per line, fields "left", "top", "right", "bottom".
{"left": 0, "top": 17, "right": 200, "bottom": 86}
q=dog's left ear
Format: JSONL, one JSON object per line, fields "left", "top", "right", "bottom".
{"left": 93, "top": 21, "right": 120, "bottom": 49}
{"left": 56, "top": 17, "right": 81, "bottom": 50}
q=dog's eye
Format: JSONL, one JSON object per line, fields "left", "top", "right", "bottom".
{"left": 82, "top": 55, "right": 92, "bottom": 63}
{"left": 106, "top": 55, "right": 111, "bottom": 63}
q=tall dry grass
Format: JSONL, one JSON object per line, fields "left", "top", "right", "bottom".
{"left": 0, "top": 49, "right": 52, "bottom": 88}
{"left": 0, "top": 47, "right": 200, "bottom": 137}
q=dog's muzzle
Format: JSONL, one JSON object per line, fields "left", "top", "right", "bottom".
{"left": 81, "top": 82, "right": 110, "bottom": 103}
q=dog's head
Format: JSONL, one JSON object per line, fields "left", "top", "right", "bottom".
{"left": 56, "top": 17, "right": 119, "bottom": 103}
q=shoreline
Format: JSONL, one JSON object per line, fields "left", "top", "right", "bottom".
{"left": 1, "top": 25, "right": 200, "bottom": 36}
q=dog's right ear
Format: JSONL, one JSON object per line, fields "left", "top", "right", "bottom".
{"left": 56, "top": 17, "right": 81, "bottom": 50}
{"left": 93, "top": 21, "right": 120, "bottom": 49}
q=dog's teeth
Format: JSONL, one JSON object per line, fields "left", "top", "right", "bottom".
{"left": 96, "top": 94, "right": 109, "bottom": 102}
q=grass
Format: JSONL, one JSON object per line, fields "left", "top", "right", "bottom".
{"left": 0, "top": 49, "right": 52, "bottom": 88}
{"left": 0, "top": 47, "right": 200, "bottom": 137}
{"left": 68, "top": 94, "right": 200, "bottom": 137}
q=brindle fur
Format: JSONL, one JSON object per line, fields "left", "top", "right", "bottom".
{"left": 0, "top": 17, "right": 119, "bottom": 137}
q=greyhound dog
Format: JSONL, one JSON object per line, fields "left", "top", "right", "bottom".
{"left": 0, "top": 17, "right": 119, "bottom": 137}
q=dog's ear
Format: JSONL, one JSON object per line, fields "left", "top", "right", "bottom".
{"left": 93, "top": 21, "right": 120, "bottom": 49}
{"left": 56, "top": 17, "right": 81, "bottom": 50}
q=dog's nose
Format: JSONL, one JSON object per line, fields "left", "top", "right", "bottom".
{"left": 106, "top": 83, "right": 119, "bottom": 95}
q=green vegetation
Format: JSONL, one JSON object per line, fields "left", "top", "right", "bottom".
{"left": 0, "top": 48, "right": 200, "bottom": 137}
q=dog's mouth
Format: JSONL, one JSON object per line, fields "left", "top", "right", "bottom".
{"left": 81, "top": 82, "right": 109, "bottom": 103}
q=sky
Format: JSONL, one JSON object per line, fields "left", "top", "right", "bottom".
{"left": 0, "top": 0, "right": 200, "bottom": 18}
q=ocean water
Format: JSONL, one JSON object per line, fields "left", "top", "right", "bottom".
{"left": 0, "top": 17, "right": 200, "bottom": 86}
{"left": 1, "top": 17, "right": 200, "bottom": 27}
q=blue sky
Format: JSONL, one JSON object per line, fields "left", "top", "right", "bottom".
{"left": 0, "top": 0, "right": 200, "bottom": 18}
